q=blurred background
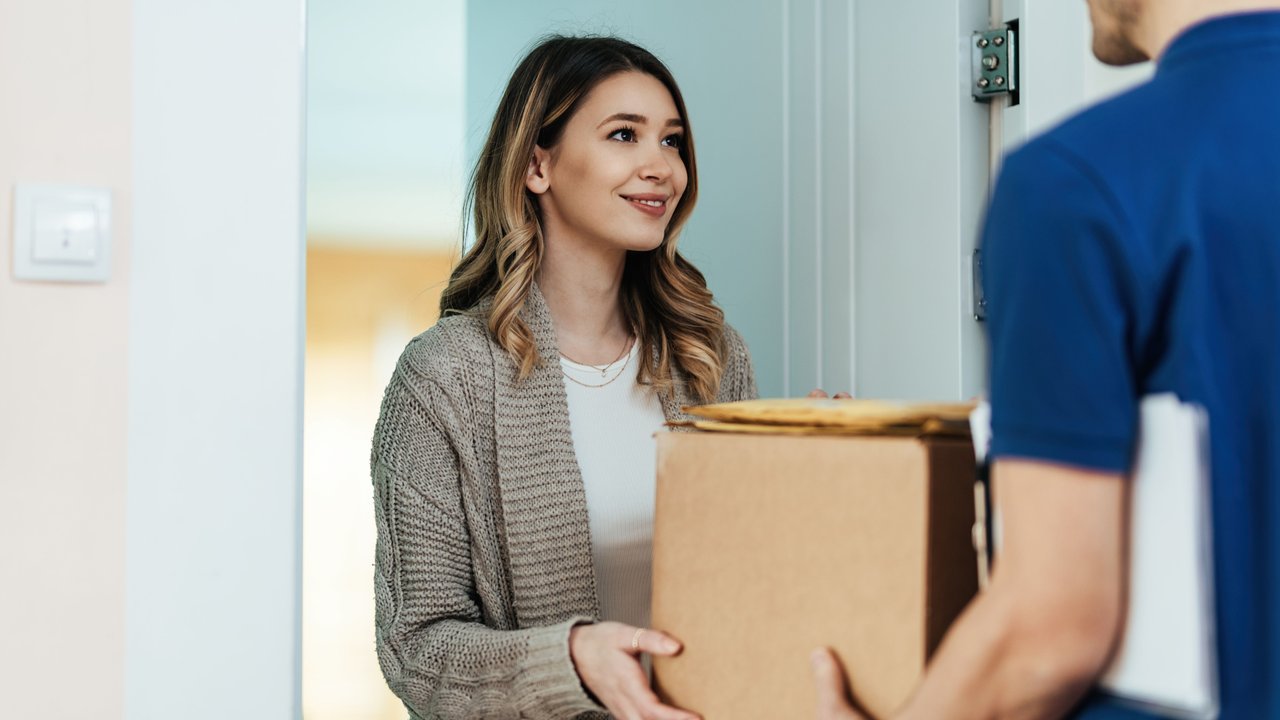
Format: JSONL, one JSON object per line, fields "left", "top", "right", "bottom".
{"left": 304, "top": 0, "right": 462, "bottom": 717}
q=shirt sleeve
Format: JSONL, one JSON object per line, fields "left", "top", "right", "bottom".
{"left": 982, "top": 140, "right": 1141, "bottom": 474}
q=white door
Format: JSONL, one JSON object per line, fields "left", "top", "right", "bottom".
{"left": 851, "top": 0, "right": 1149, "bottom": 401}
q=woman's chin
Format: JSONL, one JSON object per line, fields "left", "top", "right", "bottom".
{"left": 619, "top": 235, "right": 667, "bottom": 253}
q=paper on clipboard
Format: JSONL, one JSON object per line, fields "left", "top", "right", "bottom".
{"left": 972, "top": 394, "right": 1218, "bottom": 718}
{"left": 1098, "top": 393, "right": 1218, "bottom": 719}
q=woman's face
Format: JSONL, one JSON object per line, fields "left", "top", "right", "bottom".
{"left": 527, "top": 71, "right": 688, "bottom": 253}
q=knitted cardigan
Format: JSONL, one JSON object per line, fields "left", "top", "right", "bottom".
{"left": 370, "top": 284, "right": 758, "bottom": 720}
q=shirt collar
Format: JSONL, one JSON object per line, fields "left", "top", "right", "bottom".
{"left": 1159, "top": 10, "right": 1280, "bottom": 75}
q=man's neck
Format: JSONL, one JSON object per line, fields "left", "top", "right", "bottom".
{"left": 1138, "top": 0, "right": 1280, "bottom": 59}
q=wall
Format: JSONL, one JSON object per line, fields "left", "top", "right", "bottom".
{"left": 127, "top": 0, "right": 305, "bottom": 718}
{"left": 0, "top": 0, "right": 131, "bottom": 717}
{"left": 307, "top": 0, "right": 466, "bottom": 248}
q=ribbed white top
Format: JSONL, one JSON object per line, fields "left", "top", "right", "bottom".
{"left": 560, "top": 341, "right": 666, "bottom": 629}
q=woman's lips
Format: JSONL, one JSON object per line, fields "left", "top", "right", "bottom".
{"left": 621, "top": 194, "right": 668, "bottom": 217}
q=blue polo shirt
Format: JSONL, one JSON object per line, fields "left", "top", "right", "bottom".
{"left": 983, "top": 12, "right": 1280, "bottom": 719}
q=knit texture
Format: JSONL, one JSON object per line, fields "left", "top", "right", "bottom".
{"left": 371, "top": 284, "right": 757, "bottom": 719}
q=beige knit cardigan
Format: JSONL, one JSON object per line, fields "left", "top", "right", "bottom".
{"left": 370, "top": 285, "right": 758, "bottom": 720}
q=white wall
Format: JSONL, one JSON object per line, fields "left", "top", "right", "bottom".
{"left": 2, "top": 2, "right": 307, "bottom": 717}
{"left": 0, "top": 1, "right": 131, "bottom": 717}
{"left": 127, "top": 1, "right": 305, "bottom": 718}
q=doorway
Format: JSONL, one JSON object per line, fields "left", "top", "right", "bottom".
{"left": 303, "top": 0, "right": 464, "bottom": 717}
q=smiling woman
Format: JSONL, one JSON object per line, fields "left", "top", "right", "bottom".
{"left": 440, "top": 36, "right": 723, "bottom": 403}
{"left": 369, "top": 35, "right": 757, "bottom": 720}
{"left": 527, "top": 75, "right": 688, "bottom": 252}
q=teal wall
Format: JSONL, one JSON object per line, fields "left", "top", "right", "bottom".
{"left": 308, "top": 0, "right": 464, "bottom": 247}
{"left": 465, "top": 1, "right": 787, "bottom": 397}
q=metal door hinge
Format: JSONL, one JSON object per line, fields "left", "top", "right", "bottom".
{"left": 972, "top": 25, "right": 1018, "bottom": 103}
{"left": 972, "top": 249, "right": 987, "bottom": 321}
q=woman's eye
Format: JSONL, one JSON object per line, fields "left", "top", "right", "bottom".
{"left": 662, "top": 134, "right": 683, "bottom": 149}
{"left": 608, "top": 128, "right": 636, "bottom": 142}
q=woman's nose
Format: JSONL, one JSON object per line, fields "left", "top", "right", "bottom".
{"left": 639, "top": 145, "right": 674, "bottom": 182}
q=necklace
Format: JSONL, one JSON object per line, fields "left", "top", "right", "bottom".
{"left": 559, "top": 335, "right": 632, "bottom": 378}
{"left": 559, "top": 336, "right": 634, "bottom": 389}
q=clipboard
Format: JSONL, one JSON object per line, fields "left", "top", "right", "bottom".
{"left": 971, "top": 394, "right": 1218, "bottom": 718}
{"left": 1097, "top": 394, "right": 1218, "bottom": 719}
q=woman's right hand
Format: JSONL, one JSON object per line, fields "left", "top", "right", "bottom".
{"left": 569, "top": 621, "right": 701, "bottom": 720}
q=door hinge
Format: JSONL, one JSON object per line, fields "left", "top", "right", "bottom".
{"left": 972, "top": 25, "right": 1018, "bottom": 103}
{"left": 972, "top": 249, "right": 987, "bottom": 321}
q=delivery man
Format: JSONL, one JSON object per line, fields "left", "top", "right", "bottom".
{"left": 812, "top": 1, "right": 1280, "bottom": 718}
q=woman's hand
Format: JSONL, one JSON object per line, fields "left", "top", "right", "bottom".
{"left": 808, "top": 389, "right": 853, "bottom": 399}
{"left": 569, "top": 622, "right": 700, "bottom": 720}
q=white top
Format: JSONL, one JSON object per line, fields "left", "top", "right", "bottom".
{"left": 560, "top": 340, "right": 667, "bottom": 630}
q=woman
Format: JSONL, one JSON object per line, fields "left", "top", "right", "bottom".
{"left": 371, "top": 35, "right": 756, "bottom": 720}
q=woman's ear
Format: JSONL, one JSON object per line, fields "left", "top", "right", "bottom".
{"left": 525, "top": 145, "right": 551, "bottom": 195}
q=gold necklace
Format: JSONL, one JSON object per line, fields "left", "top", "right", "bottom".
{"left": 560, "top": 337, "right": 634, "bottom": 389}
{"left": 559, "top": 336, "right": 633, "bottom": 378}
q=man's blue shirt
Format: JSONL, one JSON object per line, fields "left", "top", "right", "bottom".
{"left": 983, "top": 12, "right": 1280, "bottom": 719}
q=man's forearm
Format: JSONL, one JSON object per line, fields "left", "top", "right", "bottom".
{"left": 893, "top": 580, "right": 1103, "bottom": 720}
{"left": 812, "top": 461, "right": 1127, "bottom": 720}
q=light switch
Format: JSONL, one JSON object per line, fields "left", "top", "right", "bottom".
{"left": 12, "top": 183, "right": 112, "bottom": 283}
{"left": 32, "top": 198, "right": 101, "bottom": 264}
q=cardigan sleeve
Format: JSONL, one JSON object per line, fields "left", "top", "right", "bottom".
{"left": 370, "top": 368, "right": 604, "bottom": 720}
{"left": 718, "top": 323, "right": 759, "bottom": 403}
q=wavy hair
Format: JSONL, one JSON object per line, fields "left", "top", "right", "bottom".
{"left": 441, "top": 35, "right": 727, "bottom": 402}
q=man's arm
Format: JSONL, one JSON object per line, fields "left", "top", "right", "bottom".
{"left": 814, "top": 458, "right": 1129, "bottom": 720}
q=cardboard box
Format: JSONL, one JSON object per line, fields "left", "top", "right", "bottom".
{"left": 651, "top": 430, "right": 978, "bottom": 719}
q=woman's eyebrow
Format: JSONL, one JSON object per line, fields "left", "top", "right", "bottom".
{"left": 596, "top": 112, "right": 684, "bottom": 129}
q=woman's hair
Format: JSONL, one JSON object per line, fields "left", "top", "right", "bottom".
{"left": 440, "top": 35, "right": 727, "bottom": 402}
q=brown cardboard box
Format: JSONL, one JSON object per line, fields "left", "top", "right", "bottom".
{"left": 651, "top": 430, "right": 978, "bottom": 719}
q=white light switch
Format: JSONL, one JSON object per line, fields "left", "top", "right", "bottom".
{"left": 12, "top": 184, "right": 112, "bottom": 282}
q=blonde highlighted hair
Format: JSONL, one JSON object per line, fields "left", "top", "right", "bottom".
{"left": 441, "top": 35, "right": 727, "bottom": 402}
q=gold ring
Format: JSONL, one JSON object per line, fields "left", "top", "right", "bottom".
{"left": 631, "top": 628, "right": 645, "bottom": 651}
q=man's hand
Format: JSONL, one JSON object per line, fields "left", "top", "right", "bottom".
{"left": 810, "top": 648, "right": 869, "bottom": 720}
